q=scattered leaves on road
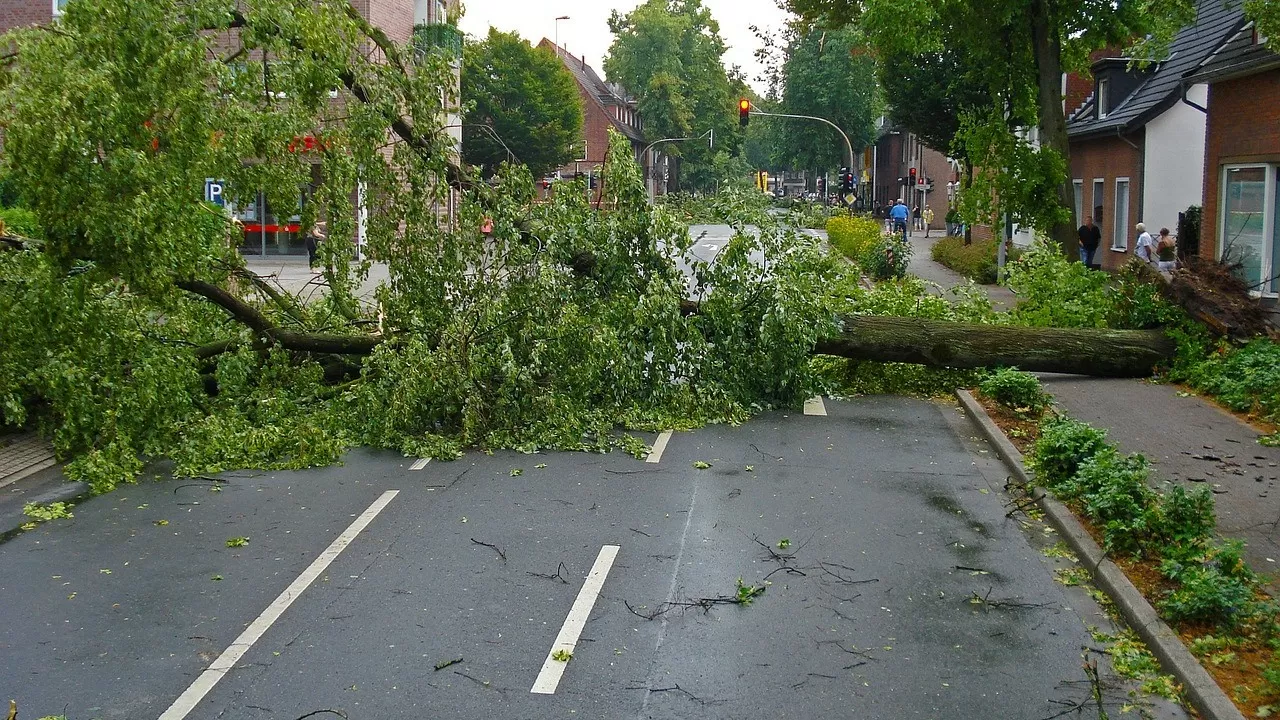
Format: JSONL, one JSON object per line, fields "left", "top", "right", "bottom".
{"left": 551, "top": 649, "right": 573, "bottom": 662}
{"left": 225, "top": 536, "right": 249, "bottom": 548}
{"left": 692, "top": 461, "right": 711, "bottom": 469}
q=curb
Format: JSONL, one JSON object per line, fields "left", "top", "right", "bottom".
{"left": 956, "top": 389, "right": 1246, "bottom": 720}
{"left": 0, "top": 474, "right": 92, "bottom": 544}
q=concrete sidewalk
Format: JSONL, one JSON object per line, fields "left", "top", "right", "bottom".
{"left": 903, "top": 230, "right": 1019, "bottom": 311}
{"left": 903, "top": 232, "right": 1280, "bottom": 587}
{"left": 1042, "top": 375, "right": 1280, "bottom": 589}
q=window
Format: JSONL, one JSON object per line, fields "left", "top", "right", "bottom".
{"left": 1113, "top": 178, "right": 1130, "bottom": 250}
{"left": 53, "top": 0, "right": 69, "bottom": 15}
{"left": 1092, "top": 178, "right": 1105, "bottom": 227}
{"left": 1073, "top": 180, "right": 1084, "bottom": 227}
{"left": 1097, "top": 79, "right": 1110, "bottom": 118}
{"left": 1219, "top": 164, "right": 1278, "bottom": 295}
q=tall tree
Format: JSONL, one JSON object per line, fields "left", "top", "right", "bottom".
{"left": 787, "top": 0, "right": 1194, "bottom": 255}
{"left": 462, "top": 29, "right": 583, "bottom": 178}
{"left": 769, "top": 27, "right": 881, "bottom": 172}
{"left": 604, "top": 0, "right": 742, "bottom": 192}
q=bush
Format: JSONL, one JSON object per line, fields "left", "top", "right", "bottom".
{"left": 931, "top": 236, "right": 1006, "bottom": 284}
{"left": 1030, "top": 416, "right": 1109, "bottom": 489}
{"left": 0, "top": 206, "right": 41, "bottom": 239}
{"left": 1150, "top": 484, "right": 1216, "bottom": 556}
{"left": 978, "top": 367, "right": 1049, "bottom": 413}
{"left": 860, "top": 233, "right": 912, "bottom": 280}
{"left": 826, "top": 215, "right": 881, "bottom": 261}
{"left": 1158, "top": 545, "right": 1256, "bottom": 627}
{"left": 1005, "top": 242, "right": 1112, "bottom": 327}
{"left": 1072, "top": 448, "right": 1157, "bottom": 553}
{"left": 1180, "top": 338, "right": 1280, "bottom": 426}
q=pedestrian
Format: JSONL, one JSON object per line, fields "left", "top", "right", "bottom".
{"left": 305, "top": 221, "right": 326, "bottom": 274}
{"left": 1156, "top": 227, "right": 1177, "bottom": 272}
{"left": 1133, "top": 222, "right": 1157, "bottom": 266}
{"left": 922, "top": 206, "right": 934, "bottom": 238}
{"left": 912, "top": 204, "right": 921, "bottom": 230}
{"left": 890, "top": 198, "right": 909, "bottom": 240}
{"left": 1077, "top": 214, "right": 1101, "bottom": 267}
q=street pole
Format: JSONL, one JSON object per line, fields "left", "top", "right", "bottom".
{"left": 554, "top": 16, "right": 569, "bottom": 48}
{"left": 642, "top": 128, "right": 713, "bottom": 204}
{"left": 752, "top": 111, "right": 855, "bottom": 175}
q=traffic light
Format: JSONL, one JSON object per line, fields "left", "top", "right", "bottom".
{"left": 739, "top": 98, "right": 751, "bottom": 127}
{"left": 909, "top": 167, "right": 917, "bottom": 185}
{"left": 838, "top": 167, "right": 855, "bottom": 194}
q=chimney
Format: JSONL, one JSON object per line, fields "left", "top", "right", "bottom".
{"left": 582, "top": 55, "right": 586, "bottom": 69}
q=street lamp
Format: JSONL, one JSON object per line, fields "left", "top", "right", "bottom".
{"left": 554, "top": 15, "right": 569, "bottom": 47}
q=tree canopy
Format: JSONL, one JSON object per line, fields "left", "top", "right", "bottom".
{"left": 787, "top": 0, "right": 1196, "bottom": 252}
{"left": 758, "top": 26, "right": 881, "bottom": 172}
{"left": 604, "top": 0, "right": 746, "bottom": 191}
{"left": 461, "top": 28, "right": 584, "bottom": 178}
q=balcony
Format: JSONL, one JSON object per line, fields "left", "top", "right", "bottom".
{"left": 413, "top": 23, "right": 463, "bottom": 63}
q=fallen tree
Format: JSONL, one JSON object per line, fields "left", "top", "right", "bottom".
{"left": 0, "top": 0, "right": 1184, "bottom": 493}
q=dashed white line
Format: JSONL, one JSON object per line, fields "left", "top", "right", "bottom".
{"left": 530, "top": 545, "right": 620, "bottom": 695}
{"left": 645, "top": 430, "right": 673, "bottom": 464}
{"left": 157, "top": 489, "right": 400, "bottom": 720}
{"left": 409, "top": 458, "right": 430, "bottom": 470}
{"left": 803, "top": 396, "right": 828, "bottom": 416}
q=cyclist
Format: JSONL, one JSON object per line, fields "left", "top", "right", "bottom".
{"left": 889, "top": 198, "right": 910, "bottom": 241}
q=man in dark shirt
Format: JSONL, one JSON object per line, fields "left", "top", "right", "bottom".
{"left": 1077, "top": 215, "right": 1102, "bottom": 267}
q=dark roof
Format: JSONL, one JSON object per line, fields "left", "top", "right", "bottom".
{"left": 1067, "top": 0, "right": 1245, "bottom": 139}
{"left": 539, "top": 39, "right": 646, "bottom": 144}
{"left": 1186, "top": 22, "right": 1280, "bottom": 83}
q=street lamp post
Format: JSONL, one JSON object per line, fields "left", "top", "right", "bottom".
{"left": 750, "top": 111, "right": 856, "bottom": 203}
{"left": 642, "top": 128, "right": 714, "bottom": 204}
{"left": 554, "top": 15, "right": 569, "bottom": 47}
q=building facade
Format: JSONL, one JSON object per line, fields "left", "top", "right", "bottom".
{"left": 538, "top": 39, "right": 662, "bottom": 199}
{"left": 1189, "top": 21, "right": 1280, "bottom": 303}
{"left": 1064, "top": 0, "right": 1240, "bottom": 270}
{"left": 871, "top": 128, "right": 953, "bottom": 232}
{"left": 1, "top": 0, "right": 463, "bottom": 257}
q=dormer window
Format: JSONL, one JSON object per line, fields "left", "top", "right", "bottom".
{"left": 1097, "top": 78, "right": 1110, "bottom": 118}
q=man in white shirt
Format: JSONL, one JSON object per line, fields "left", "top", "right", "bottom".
{"left": 1133, "top": 222, "right": 1157, "bottom": 265}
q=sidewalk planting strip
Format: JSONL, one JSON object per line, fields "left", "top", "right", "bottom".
{"left": 530, "top": 544, "right": 620, "bottom": 695}
{"left": 156, "top": 489, "right": 401, "bottom": 720}
{"left": 956, "top": 389, "right": 1245, "bottom": 720}
{"left": 645, "top": 431, "right": 672, "bottom": 464}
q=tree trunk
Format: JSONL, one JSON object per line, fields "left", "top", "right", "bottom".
{"left": 1028, "top": 0, "right": 1077, "bottom": 258}
{"left": 813, "top": 315, "right": 1174, "bottom": 378}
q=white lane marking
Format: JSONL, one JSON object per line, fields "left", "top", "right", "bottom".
{"left": 157, "top": 490, "right": 400, "bottom": 720}
{"left": 409, "top": 458, "right": 430, "bottom": 471}
{"left": 530, "top": 545, "right": 620, "bottom": 695}
{"left": 639, "top": 469, "right": 699, "bottom": 715}
{"left": 803, "top": 395, "right": 828, "bottom": 416}
{"left": 645, "top": 430, "right": 673, "bottom": 464}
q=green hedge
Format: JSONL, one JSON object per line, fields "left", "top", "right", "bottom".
{"left": 929, "top": 235, "right": 1017, "bottom": 285}
{"left": 826, "top": 215, "right": 881, "bottom": 261}
{"left": 0, "top": 206, "right": 41, "bottom": 239}
{"left": 1030, "top": 414, "right": 1258, "bottom": 627}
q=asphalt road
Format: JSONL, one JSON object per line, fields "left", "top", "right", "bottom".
{"left": 1, "top": 396, "right": 1188, "bottom": 720}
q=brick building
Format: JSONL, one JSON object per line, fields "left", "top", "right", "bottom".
{"left": 871, "top": 127, "right": 953, "bottom": 233}
{"left": 1187, "top": 21, "right": 1280, "bottom": 304}
{"left": 1064, "top": 0, "right": 1240, "bottom": 270}
{"left": 1, "top": 0, "right": 462, "bottom": 256}
{"left": 537, "top": 39, "right": 662, "bottom": 198}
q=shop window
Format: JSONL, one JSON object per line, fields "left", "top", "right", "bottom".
{"left": 1220, "top": 165, "right": 1277, "bottom": 295}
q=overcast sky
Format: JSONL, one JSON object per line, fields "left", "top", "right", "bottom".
{"left": 456, "top": 0, "right": 791, "bottom": 93}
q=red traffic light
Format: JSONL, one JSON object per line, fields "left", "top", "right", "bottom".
{"left": 739, "top": 98, "right": 751, "bottom": 127}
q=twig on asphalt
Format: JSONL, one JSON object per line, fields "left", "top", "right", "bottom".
{"left": 630, "top": 527, "right": 652, "bottom": 537}
{"left": 646, "top": 683, "right": 723, "bottom": 705}
{"left": 816, "top": 561, "right": 879, "bottom": 585}
{"left": 1005, "top": 493, "right": 1045, "bottom": 517}
{"left": 292, "top": 711, "right": 349, "bottom": 720}
{"left": 453, "top": 670, "right": 496, "bottom": 690}
{"left": 748, "top": 442, "right": 783, "bottom": 461}
{"left": 470, "top": 538, "right": 507, "bottom": 563}
{"left": 528, "top": 561, "right": 570, "bottom": 584}
{"left": 434, "top": 657, "right": 463, "bottom": 671}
